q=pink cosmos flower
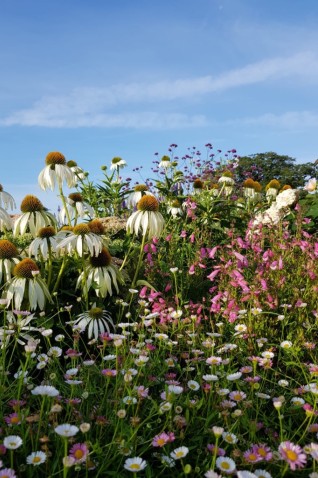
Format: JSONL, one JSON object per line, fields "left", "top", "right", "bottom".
{"left": 278, "top": 441, "right": 307, "bottom": 470}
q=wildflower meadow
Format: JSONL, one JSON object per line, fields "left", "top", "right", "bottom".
{"left": 1, "top": 145, "right": 318, "bottom": 477}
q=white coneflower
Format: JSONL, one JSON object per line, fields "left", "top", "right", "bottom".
{"left": 56, "top": 223, "right": 103, "bottom": 257}
{"left": 3, "top": 435, "right": 23, "bottom": 449}
{"left": 215, "top": 456, "right": 236, "bottom": 474}
{"left": 123, "top": 456, "right": 147, "bottom": 472}
{"left": 76, "top": 247, "right": 119, "bottom": 297}
{"left": 0, "top": 183, "right": 16, "bottom": 210}
{"left": 193, "top": 178, "right": 204, "bottom": 194}
{"left": 170, "top": 446, "right": 189, "bottom": 460}
{"left": 126, "top": 184, "right": 154, "bottom": 209}
{"left": 0, "top": 206, "right": 13, "bottom": 231}
{"left": 59, "top": 193, "right": 94, "bottom": 224}
{"left": 66, "top": 160, "right": 86, "bottom": 182}
{"left": 0, "top": 239, "right": 19, "bottom": 284}
{"left": 54, "top": 424, "right": 79, "bottom": 437}
{"left": 304, "top": 177, "right": 317, "bottom": 193}
{"left": 71, "top": 304, "right": 114, "bottom": 340}
{"left": 218, "top": 171, "right": 235, "bottom": 196}
{"left": 159, "top": 155, "right": 172, "bottom": 169}
{"left": 110, "top": 156, "right": 126, "bottom": 170}
{"left": 3, "top": 312, "right": 40, "bottom": 346}
{"left": 31, "top": 385, "right": 60, "bottom": 397}
{"left": 265, "top": 179, "right": 280, "bottom": 201}
{"left": 38, "top": 152, "right": 77, "bottom": 191}
{"left": 26, "top": 451, "right": 47, "bottom": 466}
{"left": 5, "top": 258, "right": 51, "bottom": 311}
{"left": 167, "top": 199, "right": 183, "bottom": 217}
{"left": 14, "top": 195, "right": 57, "bottom": 237}
{"left": 29, "top": 226, "right": 58, "bottom": 260}
{"left": 126, "top": 195, "right": 165, "bottom": 239}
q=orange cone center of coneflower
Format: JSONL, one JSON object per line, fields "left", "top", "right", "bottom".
{"left": 193, "top": 179, "right": 204, "bottom": 189}
{"left": 73, "top": 224, "right": 90, "bottom": 235}
{"left": 88, "top": 307, "right": 104, "bottom": 319}
{"left": 161, "top": 155, "right": 170, "bottom": 162}
{"left": 90, "top": 247, "right": 112, "bottom": 267}
{"left": 14, "top": 258, "right": 39, "bottom": 279}
{"left": 134, "top": 184, "right": 148, "bottom": 192}
{"left": 111, "top": 156, "right": 123, "bottom": 164}
{"left": 254, "top": 181, "right": 262, "bottom": 192}
{"left": 20, "top": 195, "right": 44, "bottom": 213}
{"left": 266, "top": 179, "right": 280, "bottom": 190}
{"left": 45, "top": 151, "right": 66, "bottom": 166}
{"left": 171, "top": 199, "right": 181, "bottom": 208}
{"left": 137, "top": 195, "right": 159, "bottom": 212}
{"left": 68, "top": 193, "right": 83, "bottom": 203}
{"left": 88, "top": 219, "right": 105, "bottom": 235}
{"left": 37, "top": 226, "right": 56, "bottom": 238}
{"left": 0, "top": 239, "right": 18, "bottom": 259}
{"left": 243, "top": 178, "right": 255, "bottom": 188}
{"left": 60, "top": 225, "right": 74, "bottom": 232}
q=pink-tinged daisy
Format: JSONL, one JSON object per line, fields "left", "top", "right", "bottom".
{"left": 253, "top": 444, "right": 272, "bottom": 461}
{"left": 152, "top": 432, "right": 175, "bottom": 447}
{"left": 229, "top": 390, "right": 247, "bottom": 402}
{"left": 4, "top": 413, "right": 21, "bottom": 426}
{"left": 170, "top": 446, "right": 189, "bottom": 460}
{"left": 38, "top": 152, "right": 77, "bottom": 191}
{"left": 215, "top": 456, "right": 236, "bottom": 474}
{"left": 0, "top": 469, "right": 17, "bottom": 477}
{"left": 243, "top": 448, "right": 262, "bottom": 464}
{"left": 278, "top": 441, "right": 307, "bottom": 470}
{"left": 123, "top": 456, "right": 147, "bottom": 472}
{"left": 69, "top": 443, "right": 89, "bottom": 463}
{"left": 26, "top": 451, "right": 47, "bottom": 466}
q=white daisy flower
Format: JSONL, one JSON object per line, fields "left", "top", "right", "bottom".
{"left": 31, "top": 385, "right": 60, "bottom": 397}
{"left": 126, "top": 195, "right": 165, "bottom": 239}
{"left": 202, "top": 374, "right": 219, "bottom": 382}
{"left": 54, "top": 424, "right": 79, "bottom": 437}
{"left": 254, "top": 470, "right": 273, "bottom": 478}
{"left": 123, "top": 456, "right": 147, "bottom": 472}
{"left": 280, "top": 340, "right": 292, "bottom": 349}
{"left": 237, "top": 472, "right": 257, "bottom": 478}
{"left": 3, "top": 435, "right": 23, "bottom": 449}
{"left": 187, "top": 380, "right": 200, "bottom": 391}
{"left": 226, "top": 372, "right": 242, "bottom": 381}
{"left": 26, "top": 451, "right": 47, "bottom": 466}
{"left": 222, "top": 431, "right": 238, "bottom": 444}
{"left": 215, "top": 456, "right": 236, "bottom": 474}
{"left": 170, "top": 446, "right": 189, "bottom": 460}
{"left": 38, "top": 152, "right": 77, "bottom": 191}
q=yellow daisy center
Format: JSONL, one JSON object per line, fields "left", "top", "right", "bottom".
{"left": 285, "top": 450, "right": 298, "bottom": 461}
{"left": 74, "top": 449, "right": 84, "bottom": 459}
{"left": 33, "top": 456, "right": 42, "bottom": 463}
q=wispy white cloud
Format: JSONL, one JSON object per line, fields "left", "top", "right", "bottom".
{"left": 1, "top": 51, "right": 318, "bottom": 128}
{"left": 227, "top": 111, "right": 318, "bottom": 130}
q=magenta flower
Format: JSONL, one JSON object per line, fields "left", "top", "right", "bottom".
{"left": 152, "top": 432, "right": 175, "bottom": 447}
{"left": 69, "top": 443, "right": 89, "bottom": 463}
{"left": 278, "top": 441, "right": 307, "bottom": 470}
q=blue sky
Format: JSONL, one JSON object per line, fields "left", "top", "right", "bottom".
{"left": 1, "top": 0, "right": 318, "bottom": 212}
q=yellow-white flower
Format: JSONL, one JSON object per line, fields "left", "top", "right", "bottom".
{"left": 0, "top": 183, "right": 16, "bottom": 210}
{"left": 59, "top": 193, "right": 95, "bottom": 224}
{"left": 126, "top": 195, "right": 165, "bottom": 239}
{"left": 4, "top": 258, "right": 51, "bottom": 311}
{"left": 56, "top": 223, "right": 103, "bottom": 257}
{"left": 124, "top": 456, "right": 147, "bottom": 472}
{"left": 0, "top": 239, "right": 19, "bottom": 284}
{"left": 14, "top": 195, "right": 57, "bottom": 236}
{"left": 38, "top": 151, "right": 77, "bottom": 191}
{"left": 76, "top": 247, "right": 119, "bottom": 297}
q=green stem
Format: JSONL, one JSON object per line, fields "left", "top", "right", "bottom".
{"left": 59, "top": 184, "right": 72, "bottom": 227}
{"left": 131, "top": 233, "right": 147, "bottom": 289}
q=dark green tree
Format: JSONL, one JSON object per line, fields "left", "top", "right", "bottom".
{"left": 235, "top": 152, "right": 316, "bottom": 188}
